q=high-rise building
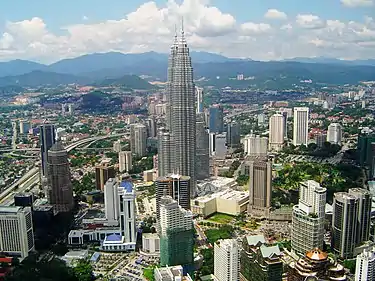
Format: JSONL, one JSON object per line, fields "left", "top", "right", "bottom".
{"left": 118, "top": 181, "right": 136, "bottom": 248}
{"left": 155, "top": 174, "right": 190, "bottom": 220}
{"left": 19, "top": 120, "right": 31, "bottom": 135}
{"left": 196, "top": 87, "right": 204, "bottom": 114}
{"left": 95, "top": 164, "right": 115, "bottom": 191}
{"left": 332, "top": 192, "right": 358, "bottom": 259}
{"left": 119, "top": 151, "right": 132, "bottom": 173}
{"left": 196, "top": 113, "right": 209, "bottom": 180}
{"left": 146, "top": 117, "right": 157, "bottom": 138}
{"left": 349, "top": 188, "right": 372, "bottom": 244}
{"left": 113, "top": 140, "right": 122, "bottom": 153}
{"left": 0, "top": 206, "right": 34, "bottom": 260}
{"left": 214, "top": 239, "right": 240, "bottom": 281}
{"left": 248, "top": 160, "right": 272, "bottom": 218}
{"left": 327, "top": 123, "right": 343, "bottom": 145}
{"left": 46, "top": 142, "right": 74, "bottom": 213}
{"left": 104, "top": 178, "right": 119, "bottom": 223}
{"left": 291, "top": 180, "right": 326, "bottom": 255}
{"left": 293, "top": 107, "right": 309, "bottom": 146}
{"left": 157, "top": 128, "right": 173, "bottom": 177}
{"left": 209, "top": 133, "right": 216, "bottom": 157}
{"left": 131, "top": 124, "right": 147, "bottom": 157}
{"left": 40, "top": 123, "right": 56, "bottom": 176}
{"left": 213, "top": 133, "right": 227, "bottom": 159}
{"left": 243, "top": 134, "right": 268, "bottom": 157}
{"left": 209, "top": 105, "right": 224, "bottom": 133}
{"left": 355, "top": 247, "right": 375, "bottom": 281}
{"left": 159, "top": 196, "right": 194, "bottom": 269}
{"left": 240, "top": 235, "right": 283, "bottom": 281}
{"left": 226, "top": 122, "right": 241, "bottom": 148}
{"left": 315, "top": 132, "right": 327, "bottom": 148}
{"left": 165, "top": 28, "right": 196, "bottom": 197}
{"left": 269, "top": 113, "right": 285, "bottom": 151}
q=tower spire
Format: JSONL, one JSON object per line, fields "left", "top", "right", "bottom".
{"left": 180, "top": 17, "right": 186, "bottom": 43}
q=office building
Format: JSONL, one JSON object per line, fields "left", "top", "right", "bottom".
{"left": 142, "top": 233, "right": 160, "bottom": 255}
{"left": 315, "top": 132, "right": 327, "bottom": 148}
{"left": 14, "top": 193, "right": 34, "bottom": 208}
{"left": 214, "top": 239, "right": 240, "bottom": 281}
{"left": 209, "top": 133, "right": 227, "bottom": 159}
{"left": 0, "top": 207, "right": 34, "bottom": 260}
{"left": 287, "top": 248, "right": 347, "bottom": 281}
{"left": 154, "top": 265, "right": 193, "bottom": 281}
{"left": 291, "top": 180, "right": 326, "bottom": 255}
{"left": 104, "top": 178, "right": 119, "bottom": 223}
{"left": 166, "top": 28, "right": 197, "bottom": 197}
{"left": 227, "top": 122, "right": 241, "bottom": 148}
{"left": 243, "top": 134, "right": 268, "bottom": 157}
{"left": 117, "top": 181, "right": 136, "bottom": 248}
{"left": 257, "top": 113, "right": 266, "bottom": 126}
{"left": 146, "top": 117, "right": 157, "bottom": 138}
{"left": 196, "top": 87, "right": 204, "bottom": 114}
{"left": 355, "top": 247, "right": 375, "bottom": 281}
{"left": 131, "top": 124, "right": 147, "bottom": 157}
{"left": 159, "top": 196, "right": 194, "bottom": 269}
{"left": 248, "top": 160, "right": 272, "bottom": 218}
{"left": 119, "top": 151, "right": 132, "bottom": 173}
{"left": 327, "top": 123, "right": 342, "bottom": 145}
{"left": 269, "top": 113, "right": 285, "bottom": 151}
{"left": 19, "top": 120, "right": 31, "bottom": 135}
{"left": 293, "top": 107, "right": 309, "bottom": 146}
{"left": 209, "top": 105, "right": 224, "bottom": 133}
{"left": 95, "top": 164, "right": 115, "bottom": 191}
{"left": 240, "top": 235, "right": 283, "bottom": 281}
{"left": 358, "top": 134, "right": 375, "bottom": 166}
{"left": 196, "top": 113, "right": 209, "bottom": 180}
{"left": 40, "top": 123, "right": 56, "bottom": 176}
{"left": 157, "top": 127, "right": 173, "bottom": 177}
{"left": 46, "top": 142, "right": 74, "bottom": 213}
{"left": 332, "top": 192, "right": 358, "bottom": 259}
{"left": 113, "top": 140, "right": 122, "bottom": 153}
{"left": 155, "top": 174, "right": 190, "bottom": 220}
{"left": 349, "top": 188, "right": 372, "bottom": 244}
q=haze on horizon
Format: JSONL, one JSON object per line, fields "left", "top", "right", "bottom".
{"left": 0, "top": 0, "right": 374, "bottom": 63}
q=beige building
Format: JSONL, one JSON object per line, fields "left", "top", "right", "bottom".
{"left": 269, "top": 113, "right": 285, "bottom": 151}
{"left": 142, "top": 233, "right": 160, "bottom": 255}
{"left": 191, "top": 189, "right": 249, "bottom": 217}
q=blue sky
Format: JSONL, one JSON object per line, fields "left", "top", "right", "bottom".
{"left": 0, "top": 0, "right": 374, "bottom": 62}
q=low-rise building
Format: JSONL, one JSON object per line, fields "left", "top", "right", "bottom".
{"left": 142, "top": 233, "right": 160, "bottom": 255}
{"left": 154, "top": 265, "right": 193, "bottom": 281}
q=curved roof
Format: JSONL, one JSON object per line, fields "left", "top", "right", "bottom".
{"left": 306, "top": 248, "right": 328, "bottom": 261}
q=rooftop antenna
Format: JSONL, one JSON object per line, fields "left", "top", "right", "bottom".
{"left": 181, "top": 16, "right": 186, "bottom": 42}
{"left": 173, "top": 24, "right": 178, "bottom": 44}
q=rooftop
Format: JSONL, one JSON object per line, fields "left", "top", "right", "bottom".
{"left": 0, "top": 206, "right": 22, "bottom": 214}
{"left": 105, "top": 234, "right": 122, "bottom": 242}
{"left": 195, "top": 188, "right": 248, "bottom": 203}
{"left": 306, "top": 248, "right": 328, "bottom": 261}
{"left": 119, "top": 181, "right": 133, "bottom": 193}
{"left": 246, "top": 235, "right": 266, "bottom": 247}
{"left": 260, "top": 244, "right": 281, "bottom": 259}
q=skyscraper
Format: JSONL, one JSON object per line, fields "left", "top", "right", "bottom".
{"left": 243, "top": 134, "right": 268, "bottom": 157}
{"left": 291, "top": 180, "right": 326, "bottom": 255}
{"left": 46, "top": 142, "right": 74, "bottom": 213}
{"left": 349, "top": 188, "right": 372, "bottom": 244}
{"left": 269, "top": 113, "right": 285, "bottom": 151}
{"left": 165, "top": 27, "right": 196, "bottom": 197}
{"left": 157, "top": 128, "right": 172, "bottom": 177}
{"left": 196, "top": 113, "right": 209, "bottom": 180}
{"left": 327, "top": 123, "right": 342, "bottom": 145}
{"left": 0, "top": 206, "right": 34, "bottom": 261}
{"left": 293, "top": 107, "right": 309, "bottom": 146}
{"left": 226, "top": 122, "right": 241, "bottom": 148}
{"left": 355, "top": 247, "right": 375, "bottom": 281}
{"left": 40, "top": 123, "right": 56, "bottom": 176}
{"left": 196, "top": 87, "right": 204, "bottom": 114}
{"left": 155, "top": 174, "right": 191, "bottom": 220}
{"left": 209, "top": 105, "right": 224, "bottom": 133}
{"left": 95, "top": 164, "right": 115, "bottom": 191}
{"left": 131, "top": 124, "right": 147, "bottom": 157}
{"left": 146, "top": 116, "right": 157, "bottom": 138}
{"left": 119, "top": 151, "right": 132, "bottom": 173}
{"left": 159, "top": 196, "right": 194, "bottom": 269}
{"left": 214, "top": 239, "right": 240, "bottom": 281}
{"left": 248, "top": 160, "right": 272, "bottom": 218}
{"left": 118, "top": 181, "right": 136, "bottom": 248}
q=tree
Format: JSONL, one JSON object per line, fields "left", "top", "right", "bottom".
{"left": 73, "top": 260, "right": 93, "bottom": 281}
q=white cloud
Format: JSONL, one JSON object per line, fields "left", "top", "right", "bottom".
{"left": 264, "top": 9, "right": 287, "bottom": 20}
{"left": 341, "top": 0, "right": 374, "bottom": 7}
{"left": 0, "top": 0, "right": 373, "bottom": 62}
{"left": 82, "top": 15, "right": 89, "bottom": 21}
{"left": 296, "top": 14, "right": 326, "bottom": 29}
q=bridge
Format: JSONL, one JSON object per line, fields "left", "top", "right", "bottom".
{"left": 0, "top": 133, "right": 126, "bottom": 206}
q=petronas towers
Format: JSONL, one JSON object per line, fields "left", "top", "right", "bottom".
{"left": 159, "top": 27, "right": 196, "bottom": 197}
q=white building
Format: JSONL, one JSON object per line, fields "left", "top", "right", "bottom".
{"left": 242, "top": 134, "right": 268, "bottom": 157}
{"left": 293, "top": 107, "right": 309, "bottom": 146}
{"left": 0, "top": 207, "right": 34, "bottom": 260}
{"left": 214, "top": 239, "right": 240, "bottom": 281}
{"left": 269, "top": 113, "right": 285, "bottom": 151}
{"left": 154, "top": 265, "right": 193, "bottom": 281}
{"left": 355, "top": 247, "right": 375, "bottom": 281}
{"left": 113, "top": 140, "right": 122, "bottom": 153}
{"left": 209, "top": 133, "right": 227, "bottom": 159}
{"left": 327, "top": 123, "right": 342, "bottom": 145}
{"left": 131, "top": 124, "right": 147, "bottom": 157}
{"left": 119, "top": 151, "right": 132, "bottom": 173}
{"left": 291, "top": 180, "right": 326, "bottom": 255}
{"left": 104, "top": 178, "right": 119, "bottom": 225}
{"left": 142, "top": 233, "right": 160, "bottom": 255}
{"left": 117, "top": 181, "right": 136, "bottom": 248}
{"left": 196, "top": 87, "right": 204, "bottom": 113}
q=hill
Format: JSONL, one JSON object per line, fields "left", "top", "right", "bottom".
{"left": 93, "top": 74, "right": 155, "bottom": 89}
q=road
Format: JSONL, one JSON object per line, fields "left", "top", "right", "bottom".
{"left": 0, "top": 133, "right": 126, "bottom": 206}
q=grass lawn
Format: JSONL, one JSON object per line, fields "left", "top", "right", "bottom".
{"left": 207, "top": 213, "right": 234, "bottom": 224}
{"left": 205, "top": 225, "right": 234, "bottom": 244}
{"left": 143, "top": 267, "right": 155, "bottom": 281}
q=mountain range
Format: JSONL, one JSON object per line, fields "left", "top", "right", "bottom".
{"left": 0, "top": 51, "right": 374, "bottom": 88}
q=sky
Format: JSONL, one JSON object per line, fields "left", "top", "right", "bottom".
{"left": 0, "top": 0, "right": 374, "bottom": 63}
